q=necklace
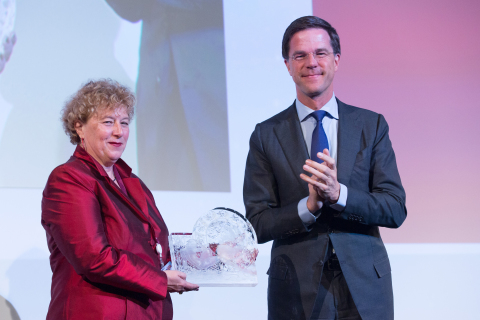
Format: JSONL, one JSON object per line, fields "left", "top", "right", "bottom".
{"left": 108, "top": 173, "right": 117, "bottom": 183}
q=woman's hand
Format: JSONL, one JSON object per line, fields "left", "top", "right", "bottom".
{"left": 164, "top": 270, "right": 199, "bottom": 294}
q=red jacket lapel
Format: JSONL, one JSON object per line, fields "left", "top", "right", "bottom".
{"left": 73, "top": 146, "right": 158, "bottom": 233}
{"left": 122, "top": 178, "right": 149, "bottom": 220}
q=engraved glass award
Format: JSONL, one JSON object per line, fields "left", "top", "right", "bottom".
{"left": 168, "top": 208, "right": 258, "bottom": 287}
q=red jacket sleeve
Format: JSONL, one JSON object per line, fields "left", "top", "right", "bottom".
{"left": 41, "top": 166, "right": 168, "bottom": 300}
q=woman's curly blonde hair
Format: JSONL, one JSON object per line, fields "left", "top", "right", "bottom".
{"left": 61, "top": 79, "right": 136, "bottom": 145}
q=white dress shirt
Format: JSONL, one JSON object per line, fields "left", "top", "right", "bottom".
{"left": 296, "top": 94, "right": 348, "bottom": 227}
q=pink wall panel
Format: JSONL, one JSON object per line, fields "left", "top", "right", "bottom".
{"left": 313, "top": 0, "right": 480, "bottom": 242}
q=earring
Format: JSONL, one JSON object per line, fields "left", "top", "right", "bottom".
{"left": 81, "top": 138, "right": 85, "bottom": 150}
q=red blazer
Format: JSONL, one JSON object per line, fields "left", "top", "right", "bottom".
{"left": 42, "top": 146, "right": 172, "bottom": 319}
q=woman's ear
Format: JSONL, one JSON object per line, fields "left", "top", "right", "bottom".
{"left": 75, "top": 122, "right": 84, "bottom": 140}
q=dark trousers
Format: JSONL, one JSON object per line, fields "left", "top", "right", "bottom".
{"left": 310, "top": 242, "right": 361, "bottom": 320}
{"left": 311, "top": 269, "right": 361, "bottom": 320}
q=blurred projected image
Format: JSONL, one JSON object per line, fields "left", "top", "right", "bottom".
{"left": 0, "top": 0, "right": 15, "bottom": 139}
{"left": 106, "top": 0, "right": 230, "bottom": 192}
{"left": 0, "top": 0, "right": 138, "bottom": 188}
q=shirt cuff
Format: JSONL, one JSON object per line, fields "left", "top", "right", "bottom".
{"left": 329, "top": 183, "right": 348, "bottom": 212}
{"left": 298, "top": 197, "right": 319, "bottom": 229}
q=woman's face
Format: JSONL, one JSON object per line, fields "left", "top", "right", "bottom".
{"left": 76, "top": 106, "right": 130, "bottom": 168}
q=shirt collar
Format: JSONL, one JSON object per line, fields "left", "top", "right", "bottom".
{"left": 73, "top": 145, "right": 132, "bottom": 178}
{"left": 296, "top": 93, "right": 339, "bottom": 122}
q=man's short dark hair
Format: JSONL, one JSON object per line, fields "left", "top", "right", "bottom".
{"left": 282, "top": 16, "right": 341, "bottom": 60}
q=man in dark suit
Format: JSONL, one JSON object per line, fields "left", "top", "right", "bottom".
{"left": 243, "top": 16, "right": 406, "bottom": 320}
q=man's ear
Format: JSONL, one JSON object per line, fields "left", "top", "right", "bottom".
{"left": 334, "top": 54, "right": 341, "bottom": 72}
{"left": 284, "top": 59, "right": 293, "bottom": 76}
{"left": 75, "top": 122, "right": 84, "bottom": 140}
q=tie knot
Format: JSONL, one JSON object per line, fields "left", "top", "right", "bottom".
{"left": 310, "top": 110, "right": 328, "bottom": 122}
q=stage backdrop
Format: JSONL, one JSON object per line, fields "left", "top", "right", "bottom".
{"left": 0, "top": 0, "right": 478, "bottom": 319}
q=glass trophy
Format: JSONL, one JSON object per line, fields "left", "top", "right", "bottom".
{"left": 168, "top": 208, "right": 259, "bottom": 287}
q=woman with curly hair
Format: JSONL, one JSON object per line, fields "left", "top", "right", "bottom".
{"left": 41, "top": 79, "right": 197, "bottom": 319}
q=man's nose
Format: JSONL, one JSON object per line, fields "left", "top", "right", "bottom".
{"left": 305, "top": 52, "right": 319, "bottom": 67}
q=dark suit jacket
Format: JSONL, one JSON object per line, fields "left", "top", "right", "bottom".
{"left": 243, "top": 99, "right": 406, "bottom": 320}
{"left": 42, "top": 146, "right": 172, "bottom": 319}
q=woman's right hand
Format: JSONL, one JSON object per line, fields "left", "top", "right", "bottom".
{"left": 164, "top": 270, "right": 199, "bottom": 294}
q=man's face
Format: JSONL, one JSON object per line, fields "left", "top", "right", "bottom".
{"left": 285, "top": 28, "right": 340, "bottom": 102}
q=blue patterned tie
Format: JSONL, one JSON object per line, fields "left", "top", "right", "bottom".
{"left": 310, "top": 110, "right": 329, "bottom": 162}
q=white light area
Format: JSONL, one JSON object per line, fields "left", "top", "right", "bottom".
{"left": 0, "top": 188, "right": 51, "bottom": 318}
{"left": 0, "top": 189, "right": 49, "bottom": 261}
{"left": 386, "top": 243, "right": 480, "bottom": 320}
{"left": 386, "top": 242, "right": 480, "bottom": 255}
{"left": 0, "top": 92, "right": 12, "bottom": 139}
{"left": 113, "top": 19, "right": 142, "bottom": 83}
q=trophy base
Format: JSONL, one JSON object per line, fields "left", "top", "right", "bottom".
{"left": 186, "top": 270, "right": 258, "bottom": 287}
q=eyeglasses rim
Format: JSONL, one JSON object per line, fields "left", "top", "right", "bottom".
{"left": 290, "top": 51, "right": 336, "bottom": 62}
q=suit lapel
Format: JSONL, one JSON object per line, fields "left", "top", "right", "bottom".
{"left": 273, "top": 103, "right": 309, "bottom": 192}
{"left": 76, "top": 148, "right": 161, "bottom": 236}
{"left": 336, "top": 100, "right": 363, "bottom": 184}
{"left": 107, "top": 176, "right": 164, "bottom": 240}
{"left": 122, "top": 178, "right": 149, "bottom": 219}
{"left": 106, "top": 176, "right": 150, "bottom": 224}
